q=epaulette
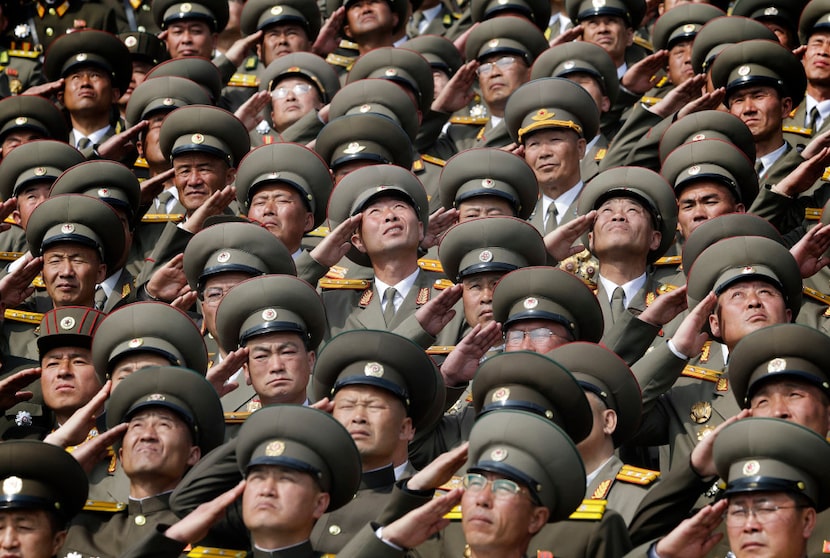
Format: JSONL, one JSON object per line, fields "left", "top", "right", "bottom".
{"left": 223, "top": 411, "right": 251, "bottom": 424}
{"left": 0, "top": 51, "right": 7, "bottom": 65}
{"left": 133, "top": 156, "right": 148, "bottom": 169}
{"left": 653, "top": 255, "right": 681, "bottom": 266}
{"left": 421, "top": 153, "right": 446, "bottom": 166}
{"left": 569, "top": 499, "right": 606, "bottom": 520}
{"left": 187, "top": 547, "right": 247, "bottom": 558}
{"left": 339, "top": 39, "right": 360, "bottom": 50}
{"left": 427, "top": 345, "right": 455, "bottom": 355}
{"left": 418, "top": 258, "right": 443, "bottom": 273}
{"left": 4, "top": 309, "right": 43, "bottom": 325}
{"left": 324, "top": 265, "right": 348, "bottom": 280}
{"left": 228, "top": 72, "right": 259, "bottom": 88}
{"left": 433, "top": 278, "right": 454, "bottom": 290}
{"left": 31, "top": 275, "right": 44, "bottom": 288}
{"left": 0, "top": 251, "right": 24, "bottom": 261}
{"left": 326, "top": 52, "right": 355, "bottom": 70}
{"left": 682, "top": 364, "right": 724, "bottom": 385}
{"left": 803, "top": 286, "right": 830, "bottom": 305}
{"left": 412, "top": 158, "right": 424, "bottom": 173}
{"left": 308, "top": 225, "right": 330, "bottom": 237}
{"left": 244, "top": 55, "right": 258, "bottom": 71}
{"left": 823, "top": 168, "right": 830, "bottom": 182}
{"left": 640, "top": 96, "right": 662, "bottom": 106}
{"left": 3, "top": 215, "right": 14, "bottom": 224}
{"left": 633, "top": 36, "right": 654, "bottom": 52}
{"left": 782, "top": 125, "right": 812, "bottom": 138}
{"left": 83, "top": 500, "right": 126, "bottom": 512}
{"left": 594, "top": 148, "right": 606, "bottom": 161}
{"left": 616, "top": 464, "right": 660, "bottom": 486}
{"left": 443, "top": 12, "right": 460, "bottom": 26}
{"left": 7, "top": 49, "right": 38, "bottom": 59}
{"left": 788, "top": 106, "right": 799, "bottom": 118}
{"left": 449, "top": 115, "right": 489, "bottom": 125}
{"left": 141, "top": 213, "right": 185, "bottom": 223}
{"left": 654, "top": 75, "right": 669, "bottom": 88}
{"left": 318, "top": 278, "right": 371, "bottom": 290}
{"left": 805, "top": 207, "right": 823, "bottom": 219}
{"left": 439, "top": 476, "right": 465, "bottom": 520}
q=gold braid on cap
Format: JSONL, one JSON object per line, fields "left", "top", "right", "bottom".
{"left": 518, "top": 120, "right": 582, "bottom": 142}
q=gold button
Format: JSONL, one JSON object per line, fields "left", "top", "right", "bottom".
{"left": 328, "top": 525, "right": 341, "bottom": 535}
{"left": 48, "top": 7, "right": 56, "bottom": 14}
{"left": 135, "top": 514, "right": 146, "bottom": 526}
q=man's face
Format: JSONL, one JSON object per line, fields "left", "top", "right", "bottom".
{"left": 588, "top": 197, "right": 661, "bottom": 261}
{"left": 42, "top": 243, "right": 106, "bottom": 307}
{"left": 109, "top": 352, "right": 173, "bottom": 387}
{"left": 270, "top": 77, "right": 323, "bottom": 133}
{"left": 462, "top": 271, "right": 501, "bottom": 328}
{"left": 61, "top": 67, "right": 119, "bottom": 118}
{"left": 333, "top": 160, "right": 374, "bottom": 184}
{"left": 728, "top": 86, "right": 791, "bottom": 144}
{"left": 243, "top": 465, "right": 329, "bottom": 545}
{"left": 247, "top": 183, "right": 314, "bottom": 252}
{"left": 457, "top": 196, "right": 515, "bottom": 221}
{"left": 172, "top": 153, "right": 235, "bottom": 213}
{"left": 581, "top": 15, "right": 633, "bottom": 66}
{"left": 432, "top": 69, "right": 450, "bottom": 100}
{"left": 566, "top": 73, "right": 610, "bottom": 115}
{"left": 726, "top": 492, "right": 815, "bottom": 558}
{"left": 260, "top": 23, "right": 311, "bottom": 66}
{"left": 119, "top": 60, "right": 153, "bottom": 109}
{"left": 676, "top": 182, "right": 744, "bottom": 240}
{"left": 667, "top": 39, "right": 694, "bottom": 86}
{"left": 1, "top": 130, "right": 44, "bottom": 159}
{"left": 749, "top": 379, "right": 830, "bottom": 438}
{"left": 12, "top": 182, "right": 51, "bottom": 230}
{"left": 477, "top": 53, "right": 530, "bottom": 115}
{"left": 461, "top": 471, "right": 548, "bottom": 554}
{"left": 201, "top": 271, "right": 253, "bottom": 341}
{"left": 136, "top": 113, "right": 166, "bottom": 167}
{"left": 344, "top": 0, "right": 398, "bottom": 39}
{"left": 119, "top": 408, "right": 200, "bottom": 492}
{"left": 332, "top": 385, "right": 412, "bottom": 470}
{"left": 40, "top": 345, "right": 100, "bottom": 419}
{"left": 165, "top": 20, "right": 216, "bottom": 58}
{"left": 803, "top": 31, "right": 830, "bottom": 88}
{"left": 576, "top": 392, "right": 615, "bottom": 456}
{"left": 523, "top": 129, "right": 586, "bottom": 191}
{"left": 352, "top": 195, "right": 424, "bottom": 259}
{"left": 504, "top": 318, "right": 574, "bottom": 353}
{"left": 243, "top": 331, "right": 315, "bottom": 406}
{"left": 709, "top": 280, "right": 792, "bottom": 349}
{"left": 0, "top": 509, "right": 66, "bottom": 558}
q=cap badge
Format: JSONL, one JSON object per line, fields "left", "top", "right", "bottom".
{"left": 490, "top": 447, "right": 508, "bottom": 461}
{"left": 687, "top": 165, "right": 700, "bottom": 176}
{"left": 826, "top": 14, "right": 830, "bottom": 22}
{"left": 266, "top": 440, "right": 285, "bottom": 456}
{"left": 2, "top": 476, "right": 22, "bottom": 496}
{"left": 488, "top": 39, "right": 499, "bottom": 47}
{"left": 271, "top": 5, "right": 283, "bottom": 15}
{"left": 741, "top": 266, "right": 755, "bottom": 274}
{"left": 61, "top": 223, "right": 75, "bottom": 234}
{"left": 14, "top": 410, "right": 31, "bottom": 427}
{"left": 343, "top": 142, "right": 365, "bottom": 154}
{"left": 523, "top": 297, "right": 538, "bottom": 309}
{"left": 682, "top": 23, "right": 696, "bottom": 33}
{"left": 364, "top": 362, "right": 384, "bottom": 377}
{"left": 33, "top": 167, "right": 46, "bottom": 176}
{"left": 592, "top": 0, "right": 606, "bottom": 7}
{"left": 180, "top": 3, "right": 192, "bottom": 12}
{"left": 479, "top": 250, "right": 493, "bottom": 262}
{"left": 98, "top": 188, "right": 110, "bottom": 197}
{"left": 737, "top": 65, "right": 751, "bottom": 77}
{"left": 767, "top": 357, "right": 786, "bottom": 373}
{"left": 689, "top": 401, "right": 712, "bottom": 424}
{"left": 191, "top": 133, "right": 205, "bottom": 144}
{"left": 481, "top": 178, "right": 495, "bottom": 188}
{"left": 268, "top": 172, "right": 279, "bottom": 179}
{"left": 563, "top": 60, "right": 575, "bottom": 69}
{"left": 742, "top": 459, "right": 760, "bottom": 476}
{"left": 147, "top": 393, "right": 166, "bottom": 401}
{"left": 261, "top": 308, "right": 278, "bottom": 321}
{"left": 14, "top": 116, "right": 26, "bottom": 125}
{"left": 532, "top": 109, "right": 554, "bottom": 121}
{"left": 216, "top": 251, "right": 231, "bottom": 263}
{"left": 692, "top": 133, "right": 706, "bottom": 141}
{"left": 287, "top": 66, "right": 301, "bottom": 73}
{"left": 763, "top": 6, "right": 778, "bottom": 15}
{"left": 162, "top": 97, "right": 174, "bottom": 106}
{"left": 76, "top": 53, "right": 87, "bottom": 62}
{"left": 13, "top": 24, "right": 30, "bottom": 39}
{"left": 124, "top": 35, "right": 138, "bottom": 47}
{"left": 359, "top": 104, "right": 372, "bottom": 113}
{"left": 498, "top": 0, "right": 509, "bottom": 4}
{"left": 60, "top": 316, "right": 76, "bottom": 330}
{"left": 128, "top": 338, "right": 143, "bottom": 348}
{"left": 384, "top": 68, "right": 397, "bottom": 77}
{"left": 491, "top": 387, "right": 510, "bottom": 402}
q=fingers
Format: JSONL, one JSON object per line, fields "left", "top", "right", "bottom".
{"left": 311, "top": 397, "right": 335, "bottom": 414}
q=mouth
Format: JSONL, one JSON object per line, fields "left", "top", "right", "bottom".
{"left": 349, "top": 429, "right": 371, "bottom": 439}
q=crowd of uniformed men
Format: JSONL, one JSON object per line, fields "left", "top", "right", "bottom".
{"left": 0, "top": 0, "right": 828, "bottom": 556}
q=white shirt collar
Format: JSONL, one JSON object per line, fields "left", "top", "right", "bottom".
{"left": 375, "top": 268, "right": 421, "bottom": 313}
{"left": 541, "top": 181, "right": 583, "bottom": 227}
{"left": 756, "top": 142, "right": 788, "bottom": 179}
{"left": 586, "top": 456, "right": 615, "bottom": 487}
{"left": 805, "top": 94, "right": 830, "bottom": 130}
{"left": 598, "top": 272, "right": 648, "bottom": 308}
{"left": 73, "top": 125, "right": 112, "bottom": 149}
{"left": 616, "top": 63, "right": 627, "bottom": 80}
{"left": 97, "top": 268, "right": 123, "bottom": 298}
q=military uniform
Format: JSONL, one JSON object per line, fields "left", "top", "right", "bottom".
{"left": 0, "top": 46, "right": 42, "bottom": 97}
{"left": 12, "top": 0, "right": 119, "bottom": 49}
{"left": 107, "top": 0, "right": 160, "bottom": 33}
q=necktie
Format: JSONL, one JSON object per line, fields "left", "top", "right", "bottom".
{"left": 156, "top": 190, "right": 173, "bottom": 211}
{"left": 382, "top": 287, "right": 398, "bottom": 327}
{"left": 754, "top": 159, "right": 764, "bottom": 180}
{"left": 809, "top": 106, "right": 821, "bottom": 132}
{"left": 94, "top": 285, "right": 107, "bottom": 311}
{"left": 610, "top": 286, "right": 626, "bottom": 324}
{"left": 77, "top": 137, "right": 91, "bottom": 151}
{"left": 544, "top": 203, "right": 559, "bottom": 235}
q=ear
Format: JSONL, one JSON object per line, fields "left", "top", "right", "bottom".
{"left": 649, "top": 229, "right": 662, "bottom": 252}
{"left": 735, "top": 202, "right": 746, "bottom": 213}
{"left": 600, "top": 95, "right": 611, "bottom": 113}
{"left": 96, "top": 263, "right": 107, "bottom": 283}
{"left": 391, "top": 12, "right": 399, "bottom": 29}
{"left": 242, "top": 363, "right": 252, "bottom": 386}
{"left": 11, "top": 209, "right": 21, "bottom": 226}
{"left": 110, "top": 87, "right": 122, "bottom": 104}
{"left": 303, "top": 211, "right": 315, "bottom": 234}
{"left": 255, "top": 43, "right": 262, "bottom": 60}
{"left": 785, "top": 308, "right": 793, "bottom": 323}
{"left": 417, "top": 220, "right": 424, "bottom": 243}
{"left": 576, "top": 137, "right": 587, "bottom": 159}
{"left": 135, "top": 138, "right": 145, "bottom": 158}
{"left": 602, "top": 408, "right": 617, "bottom": 436}
{"left": 313, "top": 492, "right": 331, "bottom": 519}
{"left": 351, "top": 229, "right": 367, "bottom": 253}
{"left": 528, "top": 505, "right": 550, "bottom": 535}
{"left": 625, "top": 27, "right": 634, "bottom": 47}
{"left": 399, "top": 416, "right": 414, "bottom": 442}
{"left": 306, "top": 350, "right": 316, "bottom": 371}
{"left": 782, "top": 96, "right": 793, "bottom": 114}
{"left": 588, "top": 230, "right": 595, "bottom": 253}
{"left": 51, "top": 530, "right": 68, "bottom": 556}
{"left": 801, "top": 507, "right": 817, "bottom": 539}
{"left": 225, "top": 167, "right": 237, "bottom": 187}
{"left": 709, "top": 310, "right": 721, "bottom": 339}
{"left": 186, "top": 445, "right": 201, "bottom": 467}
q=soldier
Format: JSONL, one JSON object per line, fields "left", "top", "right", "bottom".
{"left": 107, "top": 0, "right": 161, "bottom": 35}
{"left": 731, "top": 0, "right": 805, "bottom": 50}
{"left": 117, "top": 31, "right": 169, "bottom": 120}
{"left": 142, "top": 56, "right": 224, "bottom": 105}
{"left": 406, "top": 2, "right": 463, "bottom": 40}
{"left": 60, "top": 365, "right": 224, "bottom": 558}
{"left": 0, "top": 4, "right": 42, "bottom": 99}
{"left": 324, "top": 0, "right": 409, "bottom": 66}
{"left": 152, "top": 0, "right": 229, "bottom": 60}
{"left": 42, "top": 30, "right": 131, "bottom": 158}
{"left": 9, "top": 0, "right": 118, "bottom": 50}
{"left": 565, "top": 0, "right": 647, "bottom": 73}
{"left": 401, "top": 34, "right": 463, "bottom": 102}
{"left": 470, "top": 0, "right": 550, "bottom": 29}
{"left": 0, "top": 95, "right": 68, "bottom": 158}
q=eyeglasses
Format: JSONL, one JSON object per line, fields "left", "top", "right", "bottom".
{"left": 476, "top": 56, "right": 520, "bottom": 75}
{"left": 462, "top": 473, "right": 528, "bottom": 500}
{"left": 725, "top": 504, "right": 805, "bottom": 526}
{"left": 504, "top": 327, "right": 572, "bottom": 347}
{"left": 272, "top": 83, "right": 314, "bottom": 99}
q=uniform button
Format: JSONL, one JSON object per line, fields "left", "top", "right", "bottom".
{"left": 46, "top": 27, "right": 54, "bottom": 36}
{"left": 48, "top": 8, "right": 56, "bottom": 14}
{"left": 328, "top": 525, "right": 341, "bottom": 536}
{"left": 135, "top": 514, "right": 146, "bottom": 526}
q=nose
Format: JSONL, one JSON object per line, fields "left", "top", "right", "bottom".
{"left": 519, "top": 332, "right": 533, "bottom": 350}
{"left": 0, "top": 525, "right": 18, "bottom": 549}
{"left": 481, "top": 286, "right": 494, "bottom": 304}
{"left": 769, "top": 395, "right": 791, "bottom": 420}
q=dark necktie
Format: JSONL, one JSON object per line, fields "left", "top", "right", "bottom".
{"left": 610, "top": 286, "right": 626, "bottom": 324}
{"left": 382, "top": 287, "right": 398, "bottom": 327}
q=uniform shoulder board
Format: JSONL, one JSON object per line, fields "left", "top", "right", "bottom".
{"left": 788, "top": 106, "right": 799, "bottom": 118}
{"left": 421, "top": 153, "right": 446, "bottom": 166}
{"left": 433, "top": 278, "right": 455, "bottom": 290}
{"left": 0, "top": 51, "right": 7, "bottom": 65}
{"left": 8, "top": 49, "right": 38, "bottom": 59}
{"left": 4, "top": 308, "right": 43, "bottom": 324}
{"left": 339, "top": 39, "right": 360, "bottom": 50}
{"left": 653, "top": 255, "right": 681, "bottom": 266}
{"left": 656, "top": 283, "right": 679, "bottom": 295}
{"left": 326, "top": 52, "right": 355, "bottom": 70}
{"left": 83, "top": 500, "right": 127, "bottom": 513}
{"left": 616, "top": 464, "right": 660, "bottom": 486}
{"left": 803, "top": 286, "right": 830, "bottom": 305}
{"left": 442, "top": 12, "right": 459, "bottom": 26}
{"left": 187, "top": 547, "right": 247, "bottom": 558}
{"left": 133, "top": 156, "right": 149, "bottom": 169}
{"left": 0, "top": 250, "right": 24, "bottom": 261}
{"left": 244, "top": 55, "right": 258, "bottom": 70}
{"left": 681, "top": 364, "right": 723, "bottom": 384}
{"left": 806, "top": 206, "right": 823, "bottom": 219}
{"left": 594, "top": 148, "right": 606, "bottom": 161}
{"left": 427, "top": 345, "right": 455, "bottom": 355}
{"left": 141, "top": 213, "right": 185, "bottom": 223}
{"left": 418, "top": 258, "right": 444, "bottom": 273}
{"left": 633, "top": 36, "right": 654, "bottom": 52}
{"left": 640, "top": 96, "right": 662, "bottom": 106}
{"left": 654, "top": 75, "right": 669, "bottom": 88}
{"left": 3, "top": 215, "right": 14, "bottom": 224}
{"left": 449, "top": 115, "right": 489, "bottom": 125}
{"left": 31, "top": 275, "right": 44, "bottom": 288}
{"left": 228, "top": 72, "right": 259, "bottom": 88}
{"left": 308, "top": 225, "right": 330, "bottom": 238}
{"left": 223, "top": 411, "right": 251, "bottom": 424}
{"left": 318, "top": 278, "right": 371, "bottom": 290}
{"left": 782, "top": 125, "right": 812, "bottom": 138}
{"left": 412, "top": 158, "right": 424, "bottom": 172}
{"left": 569, "top": 499, "right": 606, "bottom": 521}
